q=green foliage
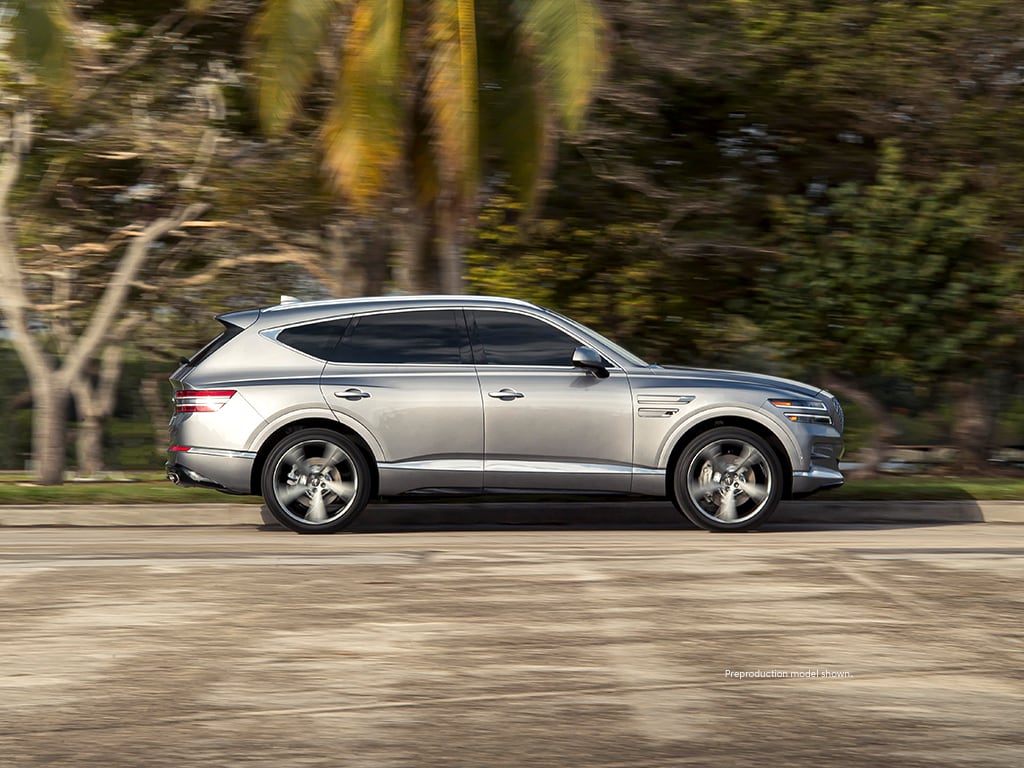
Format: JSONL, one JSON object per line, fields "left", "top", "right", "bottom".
{"left": 763, "top": 140, "right": 1018, "bottom": 384}
{"left": 993, "top": 395, "right": 1024, "bottom": 448}
{"left": 105, "top": 420, "right": 161, "bottom": 469}
{"left": 248, "top": 0, "right": 337, "bottom": 135}
{"left": 7, "top": 0, "right": 77, "bottom": 98}
{"left": 0, "top": 347, "right": 33, "bottom": 470}
{"left": 522, "top": 0, "right": 607, "bottom": 133}
{"left": 466, "top": 196, "right": 768, "bottom": 367}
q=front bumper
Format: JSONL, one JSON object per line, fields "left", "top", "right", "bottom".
{"left": 791, "top": 465, "right": 845, "bottom": 497}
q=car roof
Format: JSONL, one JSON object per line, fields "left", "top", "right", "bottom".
{"left": 219, "top": 295, "right": 539, "bottom": 329}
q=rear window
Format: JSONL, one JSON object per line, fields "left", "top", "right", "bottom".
{"left": 183, "top": 321, "right": 243, "bottom": 368}
{"left": 332, "top": 310, "right": 466, "bottom": 364}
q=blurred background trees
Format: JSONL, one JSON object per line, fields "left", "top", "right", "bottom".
{"left": 1, "top": 0, "right": 1022, "bottom": 481}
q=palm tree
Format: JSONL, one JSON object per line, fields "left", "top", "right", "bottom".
{"left": 5, "top": 0, "right": 78, "bottom": 96}
{"left": 248, "top": 0, "right": 607, "bottom": 293}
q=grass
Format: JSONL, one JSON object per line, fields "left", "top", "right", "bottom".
{"left": 0, "top": 472, "right": 1022, "bottom": 504}
{"left": 826, "top": 476, "right": 1024, "bottom": 501}
{"left": 0, "top": 473, "right": 256, "bottom": 505}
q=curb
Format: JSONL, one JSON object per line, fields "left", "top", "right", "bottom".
{"left": 1, "top": 500, "right": 1022, "bottom": 528}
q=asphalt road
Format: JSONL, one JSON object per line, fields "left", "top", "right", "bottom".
{"left": 2, "top": 522, "right": 1023, "bottom": 767}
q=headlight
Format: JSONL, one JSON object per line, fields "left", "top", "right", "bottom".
{"left": 768, "top": 398, "right": 833, "bottom": 425}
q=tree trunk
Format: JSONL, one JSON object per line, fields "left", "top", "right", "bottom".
{"left": 324, "top": 219, "right": 391, "bottom": 297}
{"left": 950, "top": 378, "right": 991, "bottom": 472}
{"left": 30, "top": 382, "right": 70, "bottom": 485}
{"left": 396, "top": 200, "right": 442, "bottom": 294}
{"left": 72, "top": 375, "right": 105, "bottom": 477}
{"left": 75, "top": 409, "right": 105, "bottom": 477}
{"left": 72, "top": 341, "right": 129, "bottom": 476}
{"left": 822, "top": 376, "right": 896, "bottom": 478}
{"left": 435, "top": 194, "right": 465, "bottom": 295}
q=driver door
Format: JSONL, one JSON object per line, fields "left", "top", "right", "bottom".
{"left": 468, "top": 309, "right": 634, "bottom": 492}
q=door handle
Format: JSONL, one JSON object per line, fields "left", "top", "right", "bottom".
{"left": 488, "top": 388, "right": 524, "bottom": 401}
{"left": 335, "top": 388, "right": 371, "bottom": 401}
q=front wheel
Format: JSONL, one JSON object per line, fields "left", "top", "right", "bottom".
{"left": 261, "top": 429, "right": 371, "bottom": 534}
{"left": 672, "top": 427, "right": 783, "bottom": 531}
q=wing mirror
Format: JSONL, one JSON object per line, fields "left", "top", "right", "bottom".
{"left": 572, "top": 346, "right": 610, "bottom": 378}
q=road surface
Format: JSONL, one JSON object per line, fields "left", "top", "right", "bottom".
{"left": 2, "top": 521, "right": 1022, "bottom": 766}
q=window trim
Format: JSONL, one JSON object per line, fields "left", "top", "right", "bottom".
{"left": 467, "top": 308, "right": 617, "bottom": 369}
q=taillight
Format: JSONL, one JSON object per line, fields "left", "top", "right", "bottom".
{"left": 174, "top": 390, "right": 236, "bottom": 413}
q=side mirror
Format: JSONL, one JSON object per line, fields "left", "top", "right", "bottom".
{"left": 572, "top": 346, "right": 610, "bottom": 378}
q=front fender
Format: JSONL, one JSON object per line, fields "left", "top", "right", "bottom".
{"left": 652, "top": 404, "right": 804, "bottom": 472}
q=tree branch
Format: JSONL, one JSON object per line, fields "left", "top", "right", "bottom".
{"left": 60, "top": 202, "right": 209, "bottom": 385}
{"left": 0, "top": 110, "right": 54, "bottom": 383}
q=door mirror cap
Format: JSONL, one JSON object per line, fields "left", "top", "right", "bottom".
{"left": 572, "top": 346, "right": 610, "bottom": 378}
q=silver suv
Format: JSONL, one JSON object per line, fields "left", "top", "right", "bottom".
{"left": 167, "top": 295, "right": 844, "bottom": 533}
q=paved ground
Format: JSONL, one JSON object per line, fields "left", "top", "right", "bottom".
{"left": 1, "top": 521, "right": 1022, "bottom": 766}
{"left": 2, "top": 497, "right": 1024, "bottom": 528}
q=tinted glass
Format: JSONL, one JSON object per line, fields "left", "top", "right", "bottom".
{"left": 333, "top": 310, "right": 465, "bottom": 364}
{"left": 277, "top": 318, "right": 349, "bottom": 360}
{"left": 185, "top": 321, "right": 243, "bottom": 367}
{"left": 473, "top": 310, "right": 579, "bottom": 366}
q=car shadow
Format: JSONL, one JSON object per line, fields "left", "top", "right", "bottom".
{"left": 258, "top": 498, "right": 986, "bottom": 533}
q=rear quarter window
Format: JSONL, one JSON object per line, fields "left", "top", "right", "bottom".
{"left": 276, "top": 318, "right": 351, "bottom": 360}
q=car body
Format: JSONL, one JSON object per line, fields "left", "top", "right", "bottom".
{"left": 167, "top": 295, "right": 844, "bottom": 532}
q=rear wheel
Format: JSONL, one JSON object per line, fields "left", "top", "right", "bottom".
{"left": 672, "top": 427, "right": 782, "bottom": 531}
{"left": 261, "top": 429, "right": 371, "bottom": 534}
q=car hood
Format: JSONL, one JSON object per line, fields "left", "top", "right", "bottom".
{"left": 645, "top": 365, "right": 823, "bottom": 399}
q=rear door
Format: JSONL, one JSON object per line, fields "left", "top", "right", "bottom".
{"left": 469, "top": 309, "right": 634, "bottom": 492}
{"left": 319, "top": 309, "right": 483, "bottom": 494}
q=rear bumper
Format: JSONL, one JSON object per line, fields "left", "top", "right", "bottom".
{"left": 166, "top": 448, "right": 256, "bottom": 495}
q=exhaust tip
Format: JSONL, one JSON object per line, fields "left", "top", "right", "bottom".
{"left": 167, "top": 471, "right": 181, "bottom": 485}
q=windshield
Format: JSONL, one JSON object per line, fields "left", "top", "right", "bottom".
{"left": 541, "top": 308, "right": 649, "bottom": 367}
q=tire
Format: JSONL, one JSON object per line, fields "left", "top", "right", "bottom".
{"left": 672, "top": 427, "right": 783, "bottom": 532}
{"left": 260, "top": 429, "right": 372, "bottom": 534}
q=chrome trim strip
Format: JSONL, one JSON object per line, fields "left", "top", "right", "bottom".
{"left": 638, "top": 407, "right": 679, "bottom": 418}
{"left": 485, "top": 460, "right": 633, "bottom": 475}
{"left": 322, "top": 369, "right": 479, "bottom": 374}
{"left": 636, "top": 394, "right": 695, "bottom": 404}
{"left": 185, "top": 448, "right": 258, "bottom": 460}
{"left": 379, "top": 459, "right": 639, "bottom": 475}
{"left": 378, "top": 460, "right": 481, "bottom": 473}
{"left": 793, "top": 468, "right": 844, "bottom": 482}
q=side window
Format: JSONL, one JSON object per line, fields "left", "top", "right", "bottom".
{"left": 276, "top": 318, "right": 350, "bottom": 360}
{"left": 472, "top": 310, "right": 579, "bottom": 366}
{"left": 332, "top": 310, "right": 466, "bottom": 364}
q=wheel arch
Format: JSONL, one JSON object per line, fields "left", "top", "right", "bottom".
{"left": 250, "top": 419, "right": 380, "bottom": 499}
{"left": 665, "top": 416, "right": 794, "bottom": 503}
